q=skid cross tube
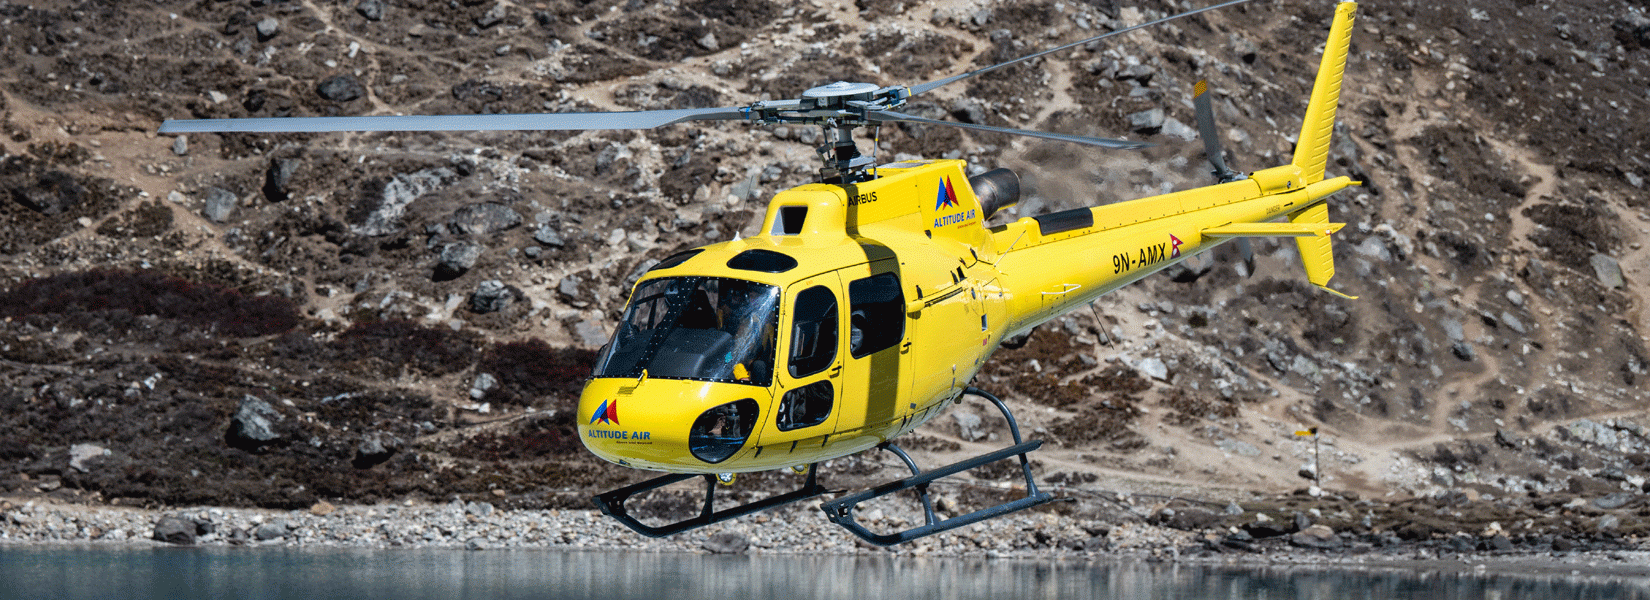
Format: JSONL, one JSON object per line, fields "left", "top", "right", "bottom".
{"left": 820, "top": 387, "right": 1054, "bottom": 546}
{"left": 594, "top": 464, "right": 826, "bottom": 538}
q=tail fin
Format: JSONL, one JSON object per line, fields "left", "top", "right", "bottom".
{"left": 1289, "top": 201, "right": 1356, "bottom": 299}
{"left": 1291, "top": 2, "right": 1358, "bottom": 185}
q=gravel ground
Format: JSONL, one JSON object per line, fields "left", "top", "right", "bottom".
{"left": 6, "top": 495, "right": 1650, "bottom": 579}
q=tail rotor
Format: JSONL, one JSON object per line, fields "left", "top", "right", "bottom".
{"left": 1192, "top": 79, "right": 1255, "bottom": 276}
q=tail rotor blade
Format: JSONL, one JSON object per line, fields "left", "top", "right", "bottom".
{"left": 1237, "top": 237, "right": 1255, "bottom": 278}
{"left": 1193, "top": 80, "right": 1244, "bottom": 183}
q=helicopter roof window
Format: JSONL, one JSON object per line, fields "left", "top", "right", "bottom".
{"left": 727, "top": 249, "right": 798, "bottom": 273}
{"left": 594, "top": 277, "right": 779, "bottom": 386}
{"left": 772, "top": 205, "right": 807, "bottom": 236}
{"left": 649, "top": 249, "right": 704, "bottom": 272}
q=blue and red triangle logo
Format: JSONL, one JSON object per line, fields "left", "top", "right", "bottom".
{"left": 935, "top": 177, "right": 959, "bottom": 210}
{"left": 589, "top": 399, "right": 619, "bottom": 426}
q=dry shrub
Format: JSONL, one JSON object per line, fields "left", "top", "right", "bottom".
{"left": 476, "top": 339, "right": 596, "bottom": 406}
{"left": 333, "top": 319, "right": 479, "bottom": 376}
{"left": 0, "top": 269, "right": 298, "bottom": 336}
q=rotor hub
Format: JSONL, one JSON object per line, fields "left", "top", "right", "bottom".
{"left": 801, "top": 81, "right": 880, "bottom": 104}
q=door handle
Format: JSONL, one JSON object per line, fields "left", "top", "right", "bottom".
{"left": 829, "top": 364, "right": 842, "bottom": 378}
{"left": 900, "top": 340, "right": 912, "bottom": 354}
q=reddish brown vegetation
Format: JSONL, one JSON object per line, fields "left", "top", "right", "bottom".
{"left": 0, "top": 270, "right": 298, "bottom": 336}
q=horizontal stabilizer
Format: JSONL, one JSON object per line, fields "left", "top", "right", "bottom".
{"left": 1201, "top": 222, "right": 1344, "bottom": 238}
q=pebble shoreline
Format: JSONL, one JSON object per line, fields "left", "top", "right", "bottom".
{"left": 1, "top": 497, "right": 1182, "bottom": 558}
{"left": 6, "top": 497, "right": 1650, "bottom": 577}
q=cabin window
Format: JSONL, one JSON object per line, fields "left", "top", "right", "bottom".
{"left": 788, "top": 285, "right": 838, "bottom": 378}
{"left": 776, "top": 380, "right": 833, "bottom": 431}
{"left": 848, "top": 272, "right": 904, "bottom": 358}
{"left": 594, "top": 277, "right": 779, "bottom": 386}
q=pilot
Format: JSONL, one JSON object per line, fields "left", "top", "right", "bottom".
{"left": 718, "top": 281, "right": 774, "bottom": 382}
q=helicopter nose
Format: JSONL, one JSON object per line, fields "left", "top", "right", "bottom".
{"left": 577, "top": 378, "right": 764, "bottom": 471}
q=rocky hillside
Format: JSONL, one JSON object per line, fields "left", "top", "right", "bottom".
{"left": 2, "top": 0, "right": 1648, "bottom": 546}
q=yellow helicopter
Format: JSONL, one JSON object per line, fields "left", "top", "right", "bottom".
{"left": 162, "top": 0, "right": 1360, "bottom": 545}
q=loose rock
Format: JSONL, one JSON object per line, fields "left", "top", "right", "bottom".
{"left": 153, "top": 515, "right": 196, "bottom": 545}
{"left": 226, "top": 395, "right": 282, "bottom": 451}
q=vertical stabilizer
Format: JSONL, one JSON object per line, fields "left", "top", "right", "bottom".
{"left": 1291, "top": 2, "right": 1357, "bottom": 185}
{"left": 1290, "top": 201, "right": 1356, "bottom": 299}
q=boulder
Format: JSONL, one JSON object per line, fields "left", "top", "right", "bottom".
{"left": 262, "top": 157, "right": 300, "bottom": 203}
{"left": 356, "top": 0, "right": 385, "bottom": 21}
{"left": 1160, "top": 117, "right": 1197, "bottom": 142}
{"left": 1128, "top": 108, "right": 1165, "bottom": 134}
{"left": 152, "top": 515, "right": 196, "bottom": 545}
{"left": 255, "top": 522, "right": 287, "bottom": 541}
{"left": 1593, "top": 492, "right": 1633, "bottom": 510}
{"left": 1288, "top": 524, "right": 1338, "bottom": 549}
{"left": 202, "top": 187, "right": 238, "bottom": 223}
{"left": 469, "top": 280, "right": 516, "bottom": 313}
{"left": 436, "top": 242, "right": 484, "bottom": 280}
{"left": 225, "top": 395, "right": 282, "bottom": 451}
{"left": 354, "top": 168, "right": 458, "bottom": 236}
{"left": 1613, "top": 13, "right": 1650, "bottom": 48}
{"left": 1136, "top": 357, "right": 1168, "bottom": 381}
{"left": 703, "top": 532, "right": 749, "bottom": 554}
{"left": 952, "top": 412, "right": 985, "bottom": 442}
{"left": 475, "top": 3, "right": 508, "bottom": 28}
{"left": 449, "top": 203, "right": 522, "bottom": 235}
{"left": 68, "top": 443, "right": 108, "bottom": 473}
{"left": 572, "top": 320, "right": 610, "bottom": 347}
{"left": 254, "top": 17, "right": 279, "bottom": 41}
{"left": 10, "top": 170, "right": 86, "bottom": 215}
{"left": 352, "top": 431, "right": 402, "bottom": 469}
{"left": 316, "top": 75, "right": 366, "bottom": 103}
{"left": 1590, "top": 254, "right": 1625, "bottom": 289}
{"left": 533, "top": 226, "right": 565, "bottom": 247}
{"left": 949, "top": 98, "right": 989, "bottom": 124}
{"left": 557, "top": 276, "right": 583, "bottom": 302}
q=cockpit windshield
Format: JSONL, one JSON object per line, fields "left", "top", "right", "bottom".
{"left": 594, "top": 277, "right": 781, "bottom": 386}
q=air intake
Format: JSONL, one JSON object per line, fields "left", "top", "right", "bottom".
{"left": 970, "top": 168, "right": 1020, "bottom": 219}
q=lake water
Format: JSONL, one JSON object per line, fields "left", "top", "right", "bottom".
{"left": 2, "top": 545, "right": 1648, "bottom": 600}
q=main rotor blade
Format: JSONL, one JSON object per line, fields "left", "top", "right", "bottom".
{"left": 868, "top": 110, "right": 1149, "bottom": 150}
{"left": 908, "top": 0, "right": 1258, "bottom": 97}
{"left": 158, "top": 106, "right": 753, "bottom": 134}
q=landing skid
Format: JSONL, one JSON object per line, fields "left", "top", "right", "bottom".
{"left": 592, "top": 387, "right": 1053, "bottom": 544}
{"left": 593, "top": 465, "right": 827, "bottom": 538}
{"left": 820, "top": 387, "right": 1054, "bottom": 545}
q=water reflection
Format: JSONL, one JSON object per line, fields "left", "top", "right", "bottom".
{"left": 2, "top": 546, "right": 1647, "bottom": 600}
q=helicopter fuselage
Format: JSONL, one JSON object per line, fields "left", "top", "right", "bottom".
{"left": 578, "top": 157, "right": 1352, "bottom": 474}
